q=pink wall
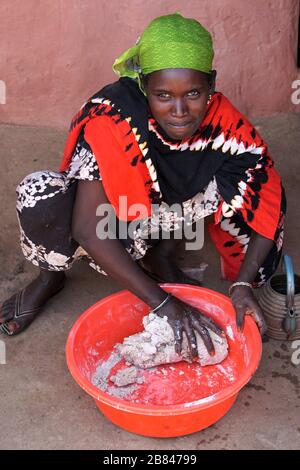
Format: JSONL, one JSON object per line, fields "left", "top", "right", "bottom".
{"left": 1, "top": 0, "right": 299, "bottom": 129}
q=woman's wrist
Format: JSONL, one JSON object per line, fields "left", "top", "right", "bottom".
{"left": 229, "top": 282, "right": 253, "bottom": 297}
{"left": 150, "top": 293, "right": 173, "bottom": 313}
{"left": 141, "top": 284, "right": 172, "bottom": 309}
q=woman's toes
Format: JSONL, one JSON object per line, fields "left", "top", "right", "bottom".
{"left": 0, "top": 299, "right": 15, "bottom": 323}
{"left": 6, "top": 321, "right": 18, "bottom": 334}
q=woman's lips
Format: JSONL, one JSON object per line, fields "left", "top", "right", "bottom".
{"left": 166, "top": 121, "right": 194, "bottom": 138}
{"left": 167, "top": 121, "right": 192, "bottom": 129}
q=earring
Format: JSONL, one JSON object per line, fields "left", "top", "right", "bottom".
{"left": 207, "top": 93, "right": 212, "bottom": 104}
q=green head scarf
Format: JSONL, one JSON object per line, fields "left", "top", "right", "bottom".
{"left": 113, "top": 12, "right": 214, "bottom": 89}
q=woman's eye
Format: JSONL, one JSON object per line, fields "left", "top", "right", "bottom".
{"left": 187, "top": 90, "right": 200, "bottom": 97}
{"left": 157, "top": 93, "right": 171, "bottom": 99}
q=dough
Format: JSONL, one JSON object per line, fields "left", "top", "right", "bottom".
{"left": 110, "top": 366, "right": 144, "bottom": 387}
{"left": 117, "top": 313, "right": 228, "bottom": 369}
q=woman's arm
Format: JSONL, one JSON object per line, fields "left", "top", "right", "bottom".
{"left": 71, "top": 180, "right": 167, "bottom": 308}
{"left": 235, "top": 231, "right": 274, "bottom": 284}
{"left": 230, "top": 230, "right": 274, "bottom": 334}
{"left": 71, "top": 180, "right": 223, "bottom": 355}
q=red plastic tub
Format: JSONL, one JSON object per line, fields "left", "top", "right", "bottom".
{"left": 66, "top": 285, "right": 262, "bottom": 437}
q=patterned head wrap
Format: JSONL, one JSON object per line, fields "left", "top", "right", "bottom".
{"left": 113, "top": 12, "right": 214, "bottom": 88}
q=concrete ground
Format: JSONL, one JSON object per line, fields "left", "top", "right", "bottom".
{"left": 0, "top": 113, "right": 299, "bottom": 450}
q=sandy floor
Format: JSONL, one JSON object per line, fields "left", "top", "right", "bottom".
{"left": 0, "top": 113, "right": 299, "bottom": 449}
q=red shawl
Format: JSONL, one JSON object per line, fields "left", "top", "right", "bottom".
{"left": 59, "top": 79, "right": 285, "bottom": 281}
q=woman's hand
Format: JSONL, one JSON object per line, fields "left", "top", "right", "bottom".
{"left": 230, "top": 285, "right": 267, "bottom": 335}
{"left": 156, "top": 295, "right": 225, "bottom": 358}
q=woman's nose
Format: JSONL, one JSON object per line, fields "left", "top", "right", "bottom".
{"left": 171, "top": 99, "right": 188, "bottom": 117}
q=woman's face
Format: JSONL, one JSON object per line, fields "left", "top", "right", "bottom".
{"left": 144, "top": 68, "right": 215, "bottom": 140}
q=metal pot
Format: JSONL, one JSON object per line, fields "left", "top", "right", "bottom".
{"left": 257, "top": 255, "right": 300, "bottom": 340}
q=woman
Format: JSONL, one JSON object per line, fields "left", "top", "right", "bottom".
{"left": 0, "top": 13, "right": 285, "bottom": 355}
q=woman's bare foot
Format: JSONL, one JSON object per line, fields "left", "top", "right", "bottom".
{"left": 0, "top": 269, "right": 66, "bottom": 335}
